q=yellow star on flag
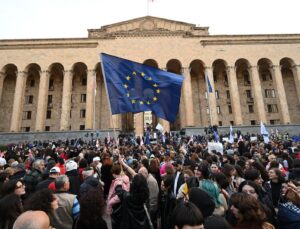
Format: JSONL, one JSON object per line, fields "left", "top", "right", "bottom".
{"left": 153, "top": 83, "right": 158, "bottom": 87}
{"left": 139, "top": 101, "right": 144, "bottom": 105}
{"left": 156, "top": 89, "right": 160, "bottom": 93}
{"left": 147, "top": 101, "right": 151, "bottom": 105}
{"left": 126, "top": 93, "right": 130, "bottom": 97}
{"left": 131, "top": 99, "right": 136, "bottom": 104}
{"left": 153, "top": 96, "right": 158, "bottom": 101}
{"left": 141, "top": 72, "right": 145, "bottom": 77}
{"left": 132, "top": 71, "right": 137, "bottom": 76}
{"left": 148, "top": 77, "right": 152, "bottom": 80}
{"left": 126, "top": 76, "right": 131, "bottom": 80}
{"left": 123, "top": 84, "right": 128, "bottom": 89}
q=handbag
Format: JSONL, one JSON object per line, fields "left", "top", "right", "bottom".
{"left": 144, "top": 204, "right": 154, "bottom": 229}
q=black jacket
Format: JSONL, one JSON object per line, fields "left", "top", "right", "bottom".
{"left": 66, "top": 169, "right": 81, "bottom": 196}
{"left": 111, "top": 186, "right": 151, "bottom": 229}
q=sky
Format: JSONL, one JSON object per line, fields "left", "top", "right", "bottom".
{"left": 0, "top": 0, "right": 299, "bottom": 39}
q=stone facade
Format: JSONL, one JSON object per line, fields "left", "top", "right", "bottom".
{"left": 0, "top": 16, "right": 300, "bottom": 137}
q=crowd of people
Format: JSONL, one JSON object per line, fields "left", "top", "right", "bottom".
{"left": 0, "top": 129, "right": 300, "bottom": 229}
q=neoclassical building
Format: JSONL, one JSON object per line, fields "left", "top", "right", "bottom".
{"left": 0, "top": 16, "right": 300, "bottom": 136}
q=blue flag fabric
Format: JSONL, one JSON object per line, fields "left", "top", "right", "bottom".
{"left": 100, "top": 53, "right": 184, "bottom": 123}
{"left": 206, "top": 75, "right": 213, "bottom": 93}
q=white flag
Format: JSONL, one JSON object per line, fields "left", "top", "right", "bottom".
{"left": 156, "top": 123, "right": 164, "bottom": 133}
{"left": 229, "top": 125, "right": 234, "bottom": 143}
{"left": 260, "top": 121, "right": 269, "bottom": 143}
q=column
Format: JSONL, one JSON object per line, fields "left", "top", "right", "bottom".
{"left": 272, "top": 65, "right": 291, "bottom": 123}
{"left": 60, "top": 70, "right": 73, "bottom": 131}
{"left": 249, "top": 66, "right": 267, "bottom": 123}
{"left": 182, "top": 67, "right": 195, "bottom": 127}
{"left": 85, "top": 69, "right": 95, "bottom": 129}
{"left": 0, "top": 71, "right": 4, "bottom": 103}
{"left": 205, "top": 67, "right": 218, "bottom": 125}
{"left": 227, "top": 66, "right": 243, "bottom": 125}
{"left": 35, "top": 70, "right": 50, "bottom": 131}
{"left": 10, "top": 71, "right": 27, "bottom": 132}
{"left": 292, "top": 65, "right": 300, "bottom": 104}
{"left": 158, "top": 118, "right": 170, "bottom": 133}
{"left": 110, "top": 114, "right": 121, "bottom": 129}
{"left": 135, "top": 113, "right": 144, "bottom": 137}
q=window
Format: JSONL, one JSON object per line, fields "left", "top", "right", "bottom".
{"left": 25, "top": 95, "right": 33, "bottom": 104}
{"left": 248, "top": 105, "right": 254, "bottom": 113}
{"left": 45, "top": 126, "right": 50, "bottom": 131}
{"left": 21, "top": 127, "right": 30, "bottom": 132}
{"left": 267, "top": 104, "right": 278, "bottom": 113}
{"left": 205, "top": 91, "right": 208, "bottom": 99}
{"left": 217, "top": 106, "right": 221, "bottom": 114}
{"left": 218, "top": 121, "right": 223, "bottom": 126}
{"left": 246, "top": 90, "right": 252, "bottom": 98}
{"left": 49, "top": 79, "right": 54, "bottom": 90}
{"left": 23, "top": 111, "right": 31, "bottom": 120}
{"left": 81, "top": 78, "right": 87, "bottom": 86}
{"left": 215, "top": 90, "right": 219, "bottom": 99}
{"left": 46, "top": 110, "right": 51, "bottom": 119}
{"left": 270, "top": 119, "right": 280, "bottom": 125}
{"left": 251, "top": 120, "right": 256, "bottom": 125}
{"left": 228, "top": 105, "right": 232, "bottom": 114}
{"left": 261, "top": 72, "right": 272, "bottom": 81}
{"left": 230, "top": 121, "right": 234, "bottom": 126}
{"left": 265, "top": 89, "right": 276, "bottom": 98}
{"left": 206, "top": 107, "right": 210, "bottom": 114}
{"left": 213, "top": 74, "right": 217, "bottom": 82}
{"left": 244, "top": 71, "right": 251, "bottom": 85}
{"left": 226, "top": 90, "right": 230, "bottom": 99}
{"left": 30, "top": 80, "right": 35, "bottom": 87}
{"left": 48, "top": 95, "right": 53, "bottom": 105}
{"left": 80, "top": 125, "right": 85, "bottom": 130}
{"left": 81, "top": 94, "right": 86, "bottom": 103}
{"left": 80, "top": 109, "right": 86, "bottom": 118}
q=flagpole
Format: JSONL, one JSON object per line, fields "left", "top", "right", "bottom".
{"left": 93, "top": 72, "right": 96, "bottom": 130}
{"left": 147, "top": 0, "right": 149, "bottom": 15}
{"left": 205, "top": 73, "right": 213, "bottom": 126}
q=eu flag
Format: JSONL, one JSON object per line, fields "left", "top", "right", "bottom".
{"left": 100, "top": 53, "right": 184, "bottom": 123}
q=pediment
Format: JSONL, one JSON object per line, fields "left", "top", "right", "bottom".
{"left": 88, "top": 16, "right": 209, "bottom": 38}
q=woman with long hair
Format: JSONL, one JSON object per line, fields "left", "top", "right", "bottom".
{"left": 116, "top": 173, "right": 151, "bottom": 229}
{"left": 23, "top": 189, "right": 58, "bottom": 215}
{"left": 72, "top": 189, "right": 107, "bottom": 229}
{"left": 229, "top": 192, "right": 269, "bottom": 229}
{"left": 0, "top": 194, "right": 23, "bottom": 229}
{"left": 268, "top": 168, "right": 285, "bottom": 207}
{"left": 0, "top": 179, "right": 26, "bottom": 198}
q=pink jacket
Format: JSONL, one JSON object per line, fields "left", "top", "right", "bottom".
{"left": 107, "top": 174, "right": 130, "bottom": 214}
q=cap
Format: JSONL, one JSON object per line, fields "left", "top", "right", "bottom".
{"left": 0, "top": 157, "right": 7, "bottom": 167}
{"left": 65, "top": 160, "right": 78, "bottom": 172}
{"left": 49, "top": 166, "right": 61, "bottom": 174}
{"left": 93, "top": 156, "right": 101, "bottom": 162}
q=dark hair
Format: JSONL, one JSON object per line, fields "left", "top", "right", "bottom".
{"left": 210, "top": 172, "right": 229, "bottom": 189}
{"left": 163, "top": 175, "right": 174, "bottom": 189}
{"left": 0, "top": 194, "right": 23, "bottom": 227}
{"left": 141, "top": 158, "right": 149, "bottom": 171}
{"left": 235, "top": 165, "right": 244, "bottom": 178}
{"left": 196, "top": 161, "right": 210, "bottom": 179}
{"left": 238, "top": 180, "right": 261, "bottom": 197}
{"left": 111, "top": 163, "right": 121, "bottom": 175}
{"left": 24, "top": 189, "right": 56, "bottom": 214}
{"left": 57, "top": 157, "right": 65, "bottom": 165}
{"left": 77, "top": 189, "right": 106, "bottom": 225}
{"left": 269, "top": 168, "right": 285, "bottom": 183}
{"left": 130, "top": 174, "right": 149, "bottom": 205}
{"left": 222, "top": 164, "right": 235, "bottom": 178}
{"left": 251, "top": 161, "right": 269, "bottom": 182}
{"left": 204, "top": 215, "right": 232, "bottom": 229}
{"left": 171, "top": 202, "right": 203, "bottom": 229}
{"left": 244, "top": 169, "right": 261, "bottom": 181}
{"left": 0, "top": 179, "right": 20, "bottom": 197}
{"left": 230, "top": 192, "right": 266, "bottom": 224}
{"left": 78, "top": 158, "right": 88, "bottom": 168}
